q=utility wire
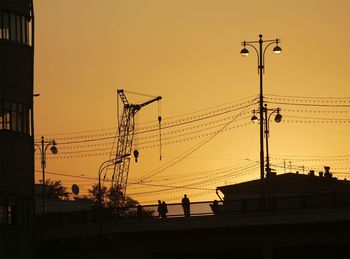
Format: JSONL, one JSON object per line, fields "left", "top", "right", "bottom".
{"left": 36, "top": 94, "right": 349, "bottom": 138}
{"left": 56, "top": 103, "right": 253, "bottom": 145}
{"left": 265, "top": 93, "right": 350, "bottom": 100}
{"left": 36, "top": 95, "right": 257, "bottom": 139}
{"left": 266, "top": 101, "right": 350, "bottom": 108}
{"left": 134, "top": 99, "right": 258, "bottom": 183}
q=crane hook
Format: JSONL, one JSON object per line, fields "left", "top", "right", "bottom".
{"left": 158, "top": 115, "right": 162, "bottom": 161}
{"left": 133, "top": 149, "right": 139, "bottom": 162}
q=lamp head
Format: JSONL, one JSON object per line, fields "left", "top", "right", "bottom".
{"left": 274, "top": 113, "right": 282, "bottom": 123}
{"left": 240, "top": 47, "right": 249, "bottom": 57}
{"left": 273, "top": 45, "right": 282, "bottom": 54}
{"left": 50, "top": 145, "right": 58, "bottom": 154}
{"left": 251, "top": 114, "right": 258, "bottom": 123}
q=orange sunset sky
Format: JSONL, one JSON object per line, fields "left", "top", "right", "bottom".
{"left": 33, "top": 0, "right": 350, "bottom": 204}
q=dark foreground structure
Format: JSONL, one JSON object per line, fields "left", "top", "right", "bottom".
{"left": 36, "top": 170, "right": 350, "bottom": 259}
{"left": 0, "top": 0, "right": 35, "bottom": 258}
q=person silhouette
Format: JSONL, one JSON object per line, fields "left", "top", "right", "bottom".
{"left": 158, "top": 200, "right": 167, "bottom": 219}
{"left": 181, "top": 194, "right": 190, "bottom": 217}
{"left": 161, "top": 201, "right": 168, "bottom": 219}
{"left": 157, "top": 200, "right": 162, "bottom": 218}
{"left": 137, "top": 204, "right": 142, "bottom": 219}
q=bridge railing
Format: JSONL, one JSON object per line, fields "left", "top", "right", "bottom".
{"left": 36, "top": 192, "right": 350, "bottom": 227}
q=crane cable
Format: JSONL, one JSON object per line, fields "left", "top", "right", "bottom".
{"left": 158, "top": 100, "right": 162, "bottom": 161}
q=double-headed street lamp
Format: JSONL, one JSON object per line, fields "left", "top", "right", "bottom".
{"left": 240, "top": 34, "right": 282, "bottom": 180}
{"left": 34, "top": 136, "right": 58, "bottom": 214}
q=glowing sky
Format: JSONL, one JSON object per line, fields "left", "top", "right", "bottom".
{"left": 33, "top": 0, "right": 350, "bottom": 204}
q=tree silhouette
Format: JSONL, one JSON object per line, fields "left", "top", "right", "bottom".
{"left": 87, "top": 183, "right": 108, "bottom": 206}
{"left": 87, "top": 183, "right": 154, "bottom": 217}
{"left": 107, "top": 185, "right": 138, "bottom": 208}
{"left": 88, "top": 183, "right": 138, "bottom": 208}
{"left": 40, "top": 178, "right": 69, "bottom": 200}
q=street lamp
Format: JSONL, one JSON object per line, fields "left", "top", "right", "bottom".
{"left": 97, "top": 154, "right": 129, "bottom": 207}
{"left": 241, "top": 34, "right": 282, "bottom": 180}
{"left": 252, "top": 104, "right": 282, "bottom": 177}
{"left": 34, "top": 136, "right": 58, "bottom": 214}
{"left": 251, "top": 110, "right": 258, "bottom": 123}
{"left": 97, "top": 158, "right": 116, "bottom": 206}
{"left": 264, "top": 105, "right": 282, "bottom": 176}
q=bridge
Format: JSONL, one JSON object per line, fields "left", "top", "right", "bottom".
{"left": 35, "top": 193, "right": 350, "bottom": 258}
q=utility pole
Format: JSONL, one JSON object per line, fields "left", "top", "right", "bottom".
{"left": 241, "top": 34, "right": 282, "bottom": 180}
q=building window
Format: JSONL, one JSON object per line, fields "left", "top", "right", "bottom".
{"left": 0, "top": 195, "right": 16, "bottom": 225}
{"left": 0, "top": 206, "right": 6, "bottom": 224}
{"left": 21, "top": 16, "right": 27, "bottom": 44}
{"left": 0, "top": 13, "right": 2, "bottom": 39}
{"left": 0, "top": 11, "right": 32, "bottom": 46}
{"left": 2, "top": 13, "right": 10, "bottom": 40}
{"left": 0, "top": 205, "right": 12, "bottom": 225}
{"left": 10, "top": 13, "right": 16, "bottom": 41}
{"left": 0, "top": 205, "right": 7, "bottom": 224}
{"left": 11, "top": 102, "right": 18, "bottom": 131}
{"left": 6, "top": 206, "right": 12, "bottom": 224}
{"left": 16, "top": 15, "right": 21, "bottom": 43}
{"left": 0, "top": 100, "right": 32, "bottom": 135}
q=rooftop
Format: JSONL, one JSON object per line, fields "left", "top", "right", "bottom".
{"left": 218, "top": 168, "right": 350, "bottom": 199}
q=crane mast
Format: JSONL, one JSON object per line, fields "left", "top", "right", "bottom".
{"left": 111, "top": 89, "right": 161, "bottom": 204}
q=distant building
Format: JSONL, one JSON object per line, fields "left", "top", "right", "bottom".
{"left": 0, "top": 0, "right": 35, "bottom": 257}
{"left": 215, "top": 167, "right": 350, "bottom": 214}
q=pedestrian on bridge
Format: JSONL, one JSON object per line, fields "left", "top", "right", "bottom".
{"left": 161, "top": 201, "right": 168, "bottom": 219}
{"left": 181, "top": 194, "right": 190, "bottom": 217}
{"left": 157, "top": 200, "right": 162, "bottom": 218}
{"left": 158, "top": 200, "right": 167, "bottom": 219}
{"left": 137, "top": 204, "right": 143, "bottom": 219}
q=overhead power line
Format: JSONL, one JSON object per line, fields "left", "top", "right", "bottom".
{"left": 35, "top": 94, "right": 349, "bottom": 143}
{"left": 133, "top": 99, "right": 258, "bottom": 183}
{"left": 36, "top": 95, "right": 258, "bottom": 140}
{"left": 265, "top": 94, "right": 350, "bottom": 100}
{"left": 267, "top": 101, "right": 350, "bottom": 108}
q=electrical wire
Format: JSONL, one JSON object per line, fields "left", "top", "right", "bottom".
{"left": 35, "top": 96, "right": 258, "bottom": 142}
{"left": 134, "top": 99, "right": 258, "bottom": 183}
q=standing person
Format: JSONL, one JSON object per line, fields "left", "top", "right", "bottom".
{"left": 161, "top": 201, "right": 168, "bottom": 219}
{"left": 157, "top": 200, "right": 162, "bottom": 218}
{"left": 181, "top": 194, "right": 190, "bottom": 217}
{"left": 137, "top": 204, "right": 143, "bottom": 219}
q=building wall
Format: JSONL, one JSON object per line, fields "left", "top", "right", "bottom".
{"left": 0, "top": 0, "right": 34, "bottom": 257}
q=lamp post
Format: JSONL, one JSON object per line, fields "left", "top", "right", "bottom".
{"left": 97, "top": 155, "right": 128, "bottom": 206}
{"left": 34, "top": 136, "right": 58, "bottom": 214}
{"left": 252, "top": 104, "right": 282, "bottom": 176}
{"left": 97, "top": 158, "right": 116, "bottom": 206}
{"left": 240, "top": 34, "right": 282, "bottom": 180}
{"left": 264, "top": 104, "right": 282, "bottom": 176}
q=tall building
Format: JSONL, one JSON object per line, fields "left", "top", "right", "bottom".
{"left": 0, "top": 0, "right": 35, "bottom": 257}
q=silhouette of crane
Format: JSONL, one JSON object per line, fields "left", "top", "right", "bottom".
{"left": 110, "top": 89, "right": 161, "bottom": 204}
